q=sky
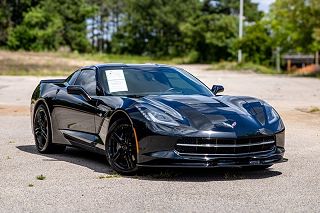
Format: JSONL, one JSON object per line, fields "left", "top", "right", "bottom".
{"left": 252, "top": 0, "right": 276, "bottom": 12}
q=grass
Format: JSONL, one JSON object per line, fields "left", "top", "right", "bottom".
{"left": 8, "top": 140, "right": 15, "bottom": 144}
{"left": 308, "top": 107, "right": 320, "bottom": 113}
{"left": 36, "top": 174, "right": 46, "bottom": 180}
{"left": 0, "top": 50, "right": 179, "bottom": 76}
{"left": 98, "top": 173, "right": 121, "bottom": 179}
{"left": 28, "top": 183, "right": 34, "bottom": 187}
{"left": 300, "top": 72, "right": 320, "bottom": 79}
{"left": 211, "top": 61, "right": 279, "bottom": 74}
{"left": 60, "top": 51, "right": 176, "bottom": 65}
{"left": 296, "top": 106, "right": 320, "bottom": 114}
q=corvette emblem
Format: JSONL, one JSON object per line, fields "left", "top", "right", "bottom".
{"left": 231, "top": 122, "right": 237, "bottom": 128}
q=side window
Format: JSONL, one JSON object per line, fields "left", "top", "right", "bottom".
{"left": 66, "top": 70, "right": 80, "bottom": 85}
{"left": 74, "top": 69, "right": 97, "bottom": 96}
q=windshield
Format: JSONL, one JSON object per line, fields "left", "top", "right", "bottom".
{"left": 99, "top": 66, "right": 213, "bottom": 97}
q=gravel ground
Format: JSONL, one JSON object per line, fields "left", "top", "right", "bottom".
{"left": 0, "top": 65, "right": 319, "bottom": 212}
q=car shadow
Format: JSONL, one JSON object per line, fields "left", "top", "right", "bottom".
{"left": 136, "top": 167, "right": 282, "bottom": 182}
{"left": 17, "top": 145, "right": 113, "bottom": 174}
{"left": 17, "top": 145, "right": 282, "bottom": 181}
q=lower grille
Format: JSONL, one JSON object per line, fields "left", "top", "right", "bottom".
{"left": 175, "top": 136, "right": 276, "bottom": 156}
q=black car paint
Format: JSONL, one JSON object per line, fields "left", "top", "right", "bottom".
{"left": 31, "top": 64, "right": 286, "bottom": 168}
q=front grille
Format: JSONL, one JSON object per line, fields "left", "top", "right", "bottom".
{"left": 175, "top": 136, "right": 276, "bottom": 156}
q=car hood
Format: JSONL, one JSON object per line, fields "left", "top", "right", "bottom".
{"left": 140, "top": 95, "right": 283, "bottom": 137}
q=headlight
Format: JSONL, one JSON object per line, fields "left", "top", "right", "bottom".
{"left": 136, "top": 105, "right": 180, "bottom": 127}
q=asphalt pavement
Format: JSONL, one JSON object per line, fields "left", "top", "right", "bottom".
{"left": 0, "top": 65, "right": 319, "bottom": 212}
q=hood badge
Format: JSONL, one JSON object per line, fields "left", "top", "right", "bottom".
{"left": 231, "top": 122, "right": 237, "bottom": 128}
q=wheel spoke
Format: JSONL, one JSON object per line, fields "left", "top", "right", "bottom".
{"left": 41, "top": 131, "right": 47, "bottom": 141}
{"left": 36, "top": 115, "right": 41, "bottom": 125}
{"left": 34, "top": 127, "right": 41, "bottom": 134}
{"left": 112, "top": 132, "right": 123, "bottom": 145}
{"left": 125, "top": 154, "right": 134, "bottom": 169}
{"left": 112, "top": 148, "right": 122, "bottom": 161}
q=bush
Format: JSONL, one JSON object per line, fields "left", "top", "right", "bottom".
{"left": 211, "top": 61, "right": 278, "bottom": 74}
{"left": 7, "top": 7, "right": 63, "bottom": 51}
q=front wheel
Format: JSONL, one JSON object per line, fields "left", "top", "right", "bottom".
{"left": 106, "top": 119, "right": 138, "bottom": 175}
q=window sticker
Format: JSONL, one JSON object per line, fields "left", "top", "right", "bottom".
{"left": 105, "top": 69, "right": 128, "bottom": 93}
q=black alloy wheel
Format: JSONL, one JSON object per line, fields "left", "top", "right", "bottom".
{"left": 33, "top": 104, "right": 65, "bottom": 153}
{"left": 107, "top": 119, "right": 138, "bottom": 175}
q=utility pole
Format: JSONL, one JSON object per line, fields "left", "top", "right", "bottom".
{"left": 238, "top": 0, "right": 244, "bottom": 63}
{"left": 276, "top": 47, "right": 281, "bottom": 72}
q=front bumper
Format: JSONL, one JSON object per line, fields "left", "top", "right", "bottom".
{"left": 138, "top": 148, "right": 286, "bottom": 168}
{"left": 136, "top": 133, "right": 286, "bottom": 168}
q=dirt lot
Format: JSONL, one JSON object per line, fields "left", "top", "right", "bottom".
{"left": 0, "top": 65, "right": 320, "bottom": 212}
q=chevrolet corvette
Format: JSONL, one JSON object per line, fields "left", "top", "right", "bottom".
{"left": 31, "top": 64, "right": 286, "bottom": 174}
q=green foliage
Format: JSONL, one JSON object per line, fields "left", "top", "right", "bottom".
{"left": 111, "top": 0, "right": 199, "bottom": 57}
{"left": 2, "top": 0, "right": 263, "bottom": 62}
{"left": 269, "top": 0, "right": 320, "bottom": 53}
{"left": 7, "top": 0, "right": 94, "bottom": 52}
{"left": 181, "top": 13, "right": 238, "bottom": 62}
{"left": 211, "top": 62, "right": 278, "bottom": 74}
{"left": 0, "top": 0, "right": 42, "bottom": 46}
{"left": 6, "top": 0, "right": 320, "bottom": 68}
{"left": 236, "top": 21, "right": 273, "bottom": 65}
{"left": 204, "top": 0, "right": 263, "bottom": 22}
{"left": 44, "top": 0, "right": 95, "bottom": 52}
{"left": 8, "top": 6, "right": 63, "bottom": 51}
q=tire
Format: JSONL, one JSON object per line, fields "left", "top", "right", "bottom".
{"left": 106, "top": 118, "right": 138, "bottom": 175}
{"left": 33, "top": 104, "right": 66, "bottom": 153}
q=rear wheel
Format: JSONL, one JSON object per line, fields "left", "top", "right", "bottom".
{"left": 106, "top": 119, "right": 138, "bottom": 175}
{"left": 33, "top": 104, "right": 66, "bottom": 153}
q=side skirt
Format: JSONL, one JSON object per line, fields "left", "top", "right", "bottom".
{"left": 60, "top": 129, "right": 105, "bottom": 154}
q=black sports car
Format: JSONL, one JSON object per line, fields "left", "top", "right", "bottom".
{"left": 31, "top": 64, "right": 286, "bottom": 174}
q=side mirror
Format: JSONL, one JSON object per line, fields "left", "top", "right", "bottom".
{"left": 67, "top": 85, "right": 92, "bottom": 102}
{"left": 211, "top": 85, "right": 224, "bottom": 95}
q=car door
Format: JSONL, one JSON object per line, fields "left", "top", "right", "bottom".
{"left": 53, "top": 69, "right": 98, "bottom": 147}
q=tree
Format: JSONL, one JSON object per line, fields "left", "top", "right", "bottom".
{"left": 0, "top": 0, "right": 42, "bottom": 46}
{"left": 236, "top": 21, "right": 273, "bottom": 65}
{"left": 181, "top": 13, "right": 237, "bottom": 62}
{"left": 7, "top": 0, "right": 95, "bottom": 52}
{"left": 202, "top": 0, "right": 263, "bottom": 22}
{"left": 44, "top": 0, "right": 95, "bottom": 52}
{"left": 87, "top": 0, "right": 125, "bottom": 52}
{"left": 269, "top": 0, "right": 320, "bottom": 53}
{"left": 7, "top": 6, "right": 63, "bottom": 51}
{"left": 180, "top": 0, "right": 262, "bottom": 62}
{"left": 111, "top": 0, "right": 199, "bottom": 57}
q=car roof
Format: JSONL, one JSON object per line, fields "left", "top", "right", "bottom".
{"left": 81, "top": 63, "right": 175, "bottom": 70}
